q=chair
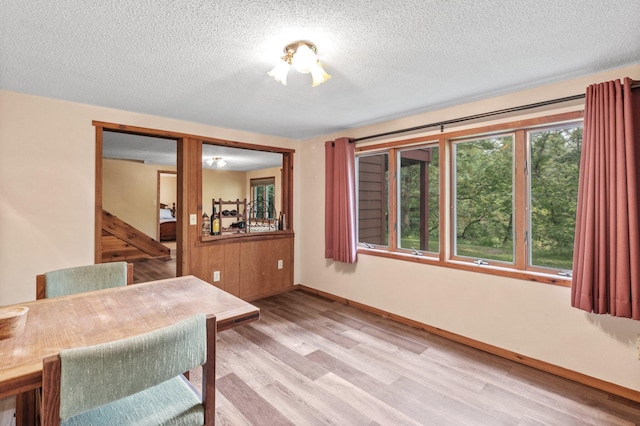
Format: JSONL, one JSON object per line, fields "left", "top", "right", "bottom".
{"left": 36, "top": 262, "right": 134, "bottom": 299}
{"left": 41, "top": 313, "right": 216, "bottom": 426}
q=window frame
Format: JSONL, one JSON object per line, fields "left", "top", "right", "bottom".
{"left": 355, "top": 111, "right": 583, "bottom": 287}
{"left": 250, "top": 176, "right": 276, "bottom": 219}
{"left": 524, "top": 122, "right": 583, "bottom": 276}
{"left": 356, "top": 151, "right": 391, "bottom": 250}
{"left": 450, "top": 132, "right": 516, "bottom": 266}
{"left": 396, "top": 143, "right": 441, "bottom": 257}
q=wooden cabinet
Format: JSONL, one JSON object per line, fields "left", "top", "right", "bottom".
{"left": 239, "top": 237, "right": 292, "bottom": 299}
{"left": 194, "top": 233, "right": 294, "bottom": 301}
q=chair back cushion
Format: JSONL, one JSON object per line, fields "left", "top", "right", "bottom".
{"left": 58, "top": 313, "right": 207, "bottom": 420}
{"left": 44, "top": 262, "right": 128, "bottom": 298}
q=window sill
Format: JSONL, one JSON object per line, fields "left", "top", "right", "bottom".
{"left": 357, "top": 247, "right": 571, "bottom": 287}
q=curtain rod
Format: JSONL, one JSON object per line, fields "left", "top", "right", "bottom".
{"left": 353, "top": 94, "right": 585, "bottom": 143}
{"left": 353, "top": 81, "right": 640, "bottom": 143}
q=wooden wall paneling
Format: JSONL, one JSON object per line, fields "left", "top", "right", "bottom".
{"left": 94, "top": 126, "right": 103, "bottom": 264}
{"left": 183, "top": 137, "right": 201, "bottom": 277}
{"left": 223, "top": 242, "right": 241, "bottom": 297}
{"left": 282, "top": 152, "right": 293, "bottom": 230}
{"left": 206, "top": 244, "right": 226, "bottom": 290}
{"left": 239, "top": 240, "right": 267, "bottom": 298}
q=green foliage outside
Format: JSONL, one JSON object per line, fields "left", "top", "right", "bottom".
{"left": 455, "top": 137, "right": 514, "bottom": 262}
{"left": 253, "top": 184, "right": 275, "bottom": 218}
{"left": 399, "top": 147, "right": 440, "bottom": 252}
{"left": 453, "top": 127, "right": 582, "bottom": 270}
{"left": 529, "top": 127, "right": 582, "bottom": 270}
{"left": 363, "top": 125, "right": 581, "bottom": 270}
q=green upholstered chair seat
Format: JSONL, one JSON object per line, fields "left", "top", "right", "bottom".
{"left": 62, "top": 376, "right": 204, "bottom": 426}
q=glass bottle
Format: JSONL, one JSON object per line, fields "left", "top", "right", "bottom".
{"left": 212, "top": 208, "right": 221, "bottom": 235}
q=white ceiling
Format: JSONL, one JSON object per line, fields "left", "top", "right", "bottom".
{"left": 1, "top": 1, "right": 639, "bottom": 141}
{"left": 103, "top": 131, "right": 283, "bottom": 171}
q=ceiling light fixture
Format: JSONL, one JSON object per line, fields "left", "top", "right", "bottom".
{"left": 268, "top": 40, "right": 331, "bottom": 87}
{"left": 206, "top": 157, "right": 227, "bottom": 168}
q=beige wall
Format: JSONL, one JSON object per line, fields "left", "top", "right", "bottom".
{"left": 159, "top": 173, "right": 177, "bottom": 208}
{"left": 2, "top": 63, "right": 640, "bottom": 394}
{"left": 202, "top": 168, "right": 247, "bottom": 216}
{"left": 103, "top": 159, "right": 176, "bottom": 238}
{"left": 297, "top": 64, "right": 640, "bottom": 392}
{"left": 0, "top": 90, "right": 298, "bottom": 304}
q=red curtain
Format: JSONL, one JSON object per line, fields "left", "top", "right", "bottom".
{"left": 571, "top": 78, "right": 640, "bottom": 319}
{"left": 325, "top": 137, "right": 357, "bottom": 263}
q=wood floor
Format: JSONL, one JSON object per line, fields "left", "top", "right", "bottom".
{"left": 131, "top": 243, "right": 176, "bottom": 283}
{"left": 3, "top": 284, "right": 640, "bottom": 424}
{"left": 210, "top": 290, "right": 640, "bottom": 425}
{"left": 130, "top": 250, "right": 640, "bottom": 424}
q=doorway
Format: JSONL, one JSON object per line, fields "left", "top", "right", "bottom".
{"left": 96, "top": 125, "right": 179, "bottom": 282}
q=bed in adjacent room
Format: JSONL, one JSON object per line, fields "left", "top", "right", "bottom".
{"left": 159, "top": 203, "right": 176, "bottom": 241}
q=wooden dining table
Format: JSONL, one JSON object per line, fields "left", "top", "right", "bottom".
{"left": 0, "top": 275, "right": 260, "bottom": 425}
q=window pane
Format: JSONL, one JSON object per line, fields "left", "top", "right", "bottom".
{"left": 398, "top": 146, "right": 439, "bottom": 252}
{"left": 529, "top": 125, "right": 582, "bottom": 270}
{"left": 358, "top": 153, "right": 389, "bottom": 247}
{"left": 251, "top": 177, "right": 275, "bottom": 219}
{"left": 454, "top": 136, "right": 514, "bottom": 263}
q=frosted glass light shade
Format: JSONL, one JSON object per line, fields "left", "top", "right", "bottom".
{"left": 269, "top": 40, "right": 330, "bottom": 87}
{"left": 310, "top": 62, "right": 331, "bottom": 87}
{"left": 268, "top": 60, "right": 291, "bottom": 85}
{"left": 291, "top": 43, "right": 316, "bottom": 73}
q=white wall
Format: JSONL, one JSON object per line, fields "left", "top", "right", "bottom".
{"left": 297, "top": 64, "right": 640, "bottom": 392}
{"left": 0, "top": 90, "right": 298, "bottom": 304}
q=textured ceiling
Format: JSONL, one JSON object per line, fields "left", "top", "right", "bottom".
{"left": 1, "top": 1, "right": 639, "bottom": 140}
{"left": 103, "top": 131, "right": 283, "bottom": 171}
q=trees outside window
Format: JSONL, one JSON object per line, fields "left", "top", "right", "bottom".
{"left": 399, "top": 146, "right": 439, "bottom": 253}
{"left": 453, "top": 136, "right": 513, "bottom": 263}
{"left": 529, "top": 125, "right": 582, "bottom": 271}
{"left": 250, "top": 177, "right": 275, "bottom": 219}
{"left": 355, "top": 112, "right": 583, "bottom": 283}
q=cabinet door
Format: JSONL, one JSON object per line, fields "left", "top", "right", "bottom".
{"left": 206, "top": 242, "right": 240, "bottom": 296}
{"left": 240, "top": 238, "right": 292, "bottom": 299}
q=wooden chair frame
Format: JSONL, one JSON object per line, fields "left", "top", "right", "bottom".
{"left": 36, "top": 263, "right": 134, "bottom": 300}
{"left": 40, "top": 314, "right": 216, "bottom": 426}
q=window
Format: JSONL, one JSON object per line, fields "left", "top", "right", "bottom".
{"left": 453, "top": 135, "right": 514, "bottom": 263}
{"left": 357, "top": 153, "right": 389, "bottom": 247}
{"left": 250, "top": 177, "right": 275, "bottom": 219}
{"left": 355, "top": 112, "right": 583, "bottom": 284}
{"left": 528, "top": 125, "right": 582, "bottom": 271}
{"left": 399, "top": 145, "right": 439, "bottom": 253}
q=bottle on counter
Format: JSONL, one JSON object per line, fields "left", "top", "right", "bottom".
{"left": 212, "top": 208, "right": 221, "bottom": 235}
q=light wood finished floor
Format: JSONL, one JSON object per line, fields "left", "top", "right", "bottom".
{"left": 3, "top": 289, "right": 639, "bottom": 424}
{"left": 211, "top": 290, "right": 640, "bottom": 425}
